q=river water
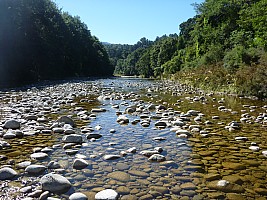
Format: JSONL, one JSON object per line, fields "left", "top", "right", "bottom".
{"left": 0, "top": 77, "right": 267, "bottom": 200}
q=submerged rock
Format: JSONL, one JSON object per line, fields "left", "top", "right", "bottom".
{"left": 207, "top": 180, "right": 245, "bottom": 193}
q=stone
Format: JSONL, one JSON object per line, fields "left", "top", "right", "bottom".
{"left": 117, "top": 186, "right": 130, "bottom": 195}
{"left": 86, "top": 133, "right": 102, "bottom": 139}
{"left": 154, "top": 147, "right": 163, "bottom": 153}
{"left": 52, "top": 127, "right": 64, "bottom": 133}
{"left": 115, "top": 163, "right": 130, "bottom": 170}
{"left": 222, "top": 162, "right": 246, "bottom": 170}
{"left": 30, "top": 152, "right": 48, "bottom": 160}
{"left": 57, "top": 116, "right": 76, "bottom": 127}
{"left": 148, "top": 154, "right": 166, "bottom": 162}
{"left": 235, "top": 136, "right": 247, "bottom": 141}
{"left": 262, "top": 150, "right": 267, "bottom": 157}
{"left": 39, "top": 191, "right": 50, "bottom": 200}
{"left": 226, "top": 193, "right": 246, "bottom": 200}
{"left": 128, "top": 170, "right": 149, "bottom": 177}
{"left": 116, "top": 115, "right": 129, "bottom": 124}
{"left": 254, "top": 188, "right": 267, "bottom": 195}
{"left": 103, "top": 155, "right": 121, "bottom": 160}
{"left": 107, "top": 171, "right": 130, "bottom": 182}
{"left": 140, "top": 150, "right": 158, "bottom": 157}
{"left": 150, "top": 186, "right": 169, "bottom": 194}
{"left": 25, "top": 164, "right": 46, "bottom": 174}
{"left": 180, "top": 182, "right": 197, "bottom": 190}
{"left": 3, "top": 130, "right": 17, "bottom": 139}
{"left": 109, "top": 129, "right": 116, "bottom": 133}
{"left": 73, "top": 158, "right": 89, "bottom": 170}
{"left": 69, "top": 192, "right": 88, "bottom": 200}
{"left": 95, "top": 189, "right": 119, "bottom": 200}
{"left": 126, "top": 147, "right": 137, "bottom": 153}
{"left": 40, "top": 173, "right": 72, "bottom": 194}
{"left": 0, "top": 167, "right": 17, "bottom": 180}
{"left": 204, "top": 174, "right": 221, "bottom": 181}
{"left": 154, "top": 121, "right": 167, "bottom": 127}
{"left": 62, "top": 134, "right": 83, "bottom": 144}
{"left": 20, "top": 186, "right": 32, "bottom": 193}
{"left": 48, "top": 161, "right": 61, "bottom": 169}
{"left": 139, "top": 194, "right": 154, "bottom": 200}
{"left": 17, "top": 161, "right": 31, "bottom": 169}
{"left": 3, "top": 119, "right": 21, "bottom": 129}
{"left": 207, "top": 180, "right": 245, "bottom": 193}
{"left": 176, "top": 129, "right": 191, "bottom": 135}
{"left": 152, "top": 137, "right": 166, "bottom": 141}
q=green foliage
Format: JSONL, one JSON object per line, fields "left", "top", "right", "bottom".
{"left": 0, "top": 0, "right": 113, "bottom": 86}
{"left": 223, "top": 45, "right": 246, "bottom": 71}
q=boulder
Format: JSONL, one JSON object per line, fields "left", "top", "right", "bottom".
{"left": 40, "top": 173, "right": 72, "bottom": 194}
{"left": 3, "top": 119, "right": 21, "bottom": 129}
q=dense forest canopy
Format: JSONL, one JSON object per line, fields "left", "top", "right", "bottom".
{"left": 104, "top": 0, "right": 267, "bottom": 97}
{"left": 0, "top": 0, "right": 113, "bottom": 86}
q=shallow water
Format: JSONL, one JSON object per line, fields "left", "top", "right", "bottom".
{"left": 0, "top": 78, "right": 267, "bottom": 199}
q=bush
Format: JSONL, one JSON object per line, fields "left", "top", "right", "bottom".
{"left": 223, "top": 45, "right": 246, "bottom": 71}
{"left": 235, "top": 64, "right": 267, "bottom": 98}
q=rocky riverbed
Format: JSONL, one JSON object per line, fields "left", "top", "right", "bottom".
{"left": 0, "top": 78, "right": 267, "bottom": 200}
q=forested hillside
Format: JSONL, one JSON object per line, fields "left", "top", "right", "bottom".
{"left": 105, "top": 0, "right": 267, "bottom": 97}
{"left": 0, "top": 0, "right": 113, "bottom": 86}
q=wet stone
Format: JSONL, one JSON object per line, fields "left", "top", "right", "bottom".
{"left": 107, "top": 171, "right": 130, "bottom": 182}
{"left": 226, "top": 193, "right": 246, "bottom": 200}
{"left": 128, "top": 170, "right": 149, "bottom": 178}
{"left": 222, "top": 162, "right": 246, "bottom": 170}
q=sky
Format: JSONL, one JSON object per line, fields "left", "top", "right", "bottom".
{"left": 53, "top": 0, "right": 204, "bottom": 44}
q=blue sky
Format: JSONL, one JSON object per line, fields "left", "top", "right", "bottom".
{"left": 53, "top": 0, "right": 204, "bottom": 44}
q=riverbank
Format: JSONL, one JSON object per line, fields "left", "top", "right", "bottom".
{"left": 0, "top": 78, "right": 267, "bottom": 199}
{"left": 172, "top": 64, "right": 267, "bottom": 100}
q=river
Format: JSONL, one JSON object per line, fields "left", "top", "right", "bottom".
{"left": 0, "top": 77, "right": 266, "bottom": 200}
